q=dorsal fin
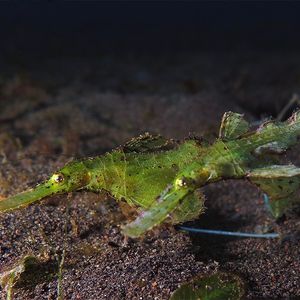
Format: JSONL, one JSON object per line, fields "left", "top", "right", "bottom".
{"left": 256, "top": 120, "right": 278, "bottom": 133}
{"left": 122, "top": 132, "right": 176, "bottom": 153}
{"left": 287, "top": 109, "right": 300, "bottom": 124}
{"left": 219, "top": 112, "right": 249, "bottom": 141}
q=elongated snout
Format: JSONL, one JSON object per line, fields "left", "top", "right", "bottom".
{"left": 0, "top": 161, "right": 90, "bottom": 213}
{"left": 0, "top": 182, "right": 61, "bottom": 212}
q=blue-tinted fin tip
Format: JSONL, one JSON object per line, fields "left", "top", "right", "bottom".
{"left": 263, "top": 193, "right": 272, "bottom": 213}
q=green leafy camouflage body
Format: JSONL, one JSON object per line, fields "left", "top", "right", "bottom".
{"left": 1, "top": 111, "right": 300, "bottom": 238}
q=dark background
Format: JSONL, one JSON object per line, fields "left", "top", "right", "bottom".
{"left": 1, "top": 3, "right": 300, "bottom": 299}
{"left": 1, "top": 2, "right": 300, "bottom": 59}
{"left": 2, "top": 2, "right": 300, "bottom": 116}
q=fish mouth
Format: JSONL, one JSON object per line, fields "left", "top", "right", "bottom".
{"left": 0, "top": 182, "right": 61, "bottom": 212}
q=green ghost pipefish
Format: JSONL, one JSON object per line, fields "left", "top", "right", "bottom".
{"left": 1, "top": 111, "right": 300, "bottom": 238}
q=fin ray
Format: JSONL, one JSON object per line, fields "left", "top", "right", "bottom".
{"left": 122, "top": 185, "right": 189, "bottom": 237}
{"left": 219, "top": 112, "right": 249, "bottom": 141}
{"left": 123, "top": 132, "right": 176, "bottom": 153}
{"left": 169, "top": 189, "right": 205, "bottom": 224}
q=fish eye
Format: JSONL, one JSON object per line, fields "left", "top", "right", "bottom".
{"left": 52, "top": 173, "right": 64, "bottom": 183}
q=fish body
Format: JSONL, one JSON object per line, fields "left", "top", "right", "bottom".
{"left": 85, "top": 140, "right": 203, "bottom": 208}
{"left": 2, "top": 111, "right": 300, "bottom": 237}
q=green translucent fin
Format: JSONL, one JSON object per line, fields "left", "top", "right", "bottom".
{"left": 248, "top": 165, "right": 300, "bottom": 218}
{"left": 123, "top": 132, "right": 176, "bottom": 153}
{"left": 219, "top": 112, "right": 249, "bottom": 141}
{"left": 254, "top": 141, "right": 287, "bottom": 155}
{"left": 256, "top": 117, "right": 298, "bottom": 150}
{"left": 169, "top": 189, "right": 205, "bottom": 224}
{"left": 122, "top": 185, "right": 190, "bottom": 238}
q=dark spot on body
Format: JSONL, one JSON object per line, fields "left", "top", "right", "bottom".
{"left": 172, "top": 164, "right": 179, "bottom": 171}
{"left": 158, "top": 165, "right": 162, "bottom": 169}
{"left": 279, "top": 185, "right": 283, "bottom": 190}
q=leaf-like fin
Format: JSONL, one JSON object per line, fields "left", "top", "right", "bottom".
{"left": 169, "top": 189, "right": 205, "bottom": 224}
{"left": 122, "top": 185, "right": 189, "bottom": 238}
{"left": 247, "top": 165, "right": 300, "bottom": 218}
{"left": 123, "top": 132, "right": 176, "bottom": 153}
{"left": 219, "top": 112, "right": 249, "bottom": 141}
{"left": 254, "top": 141, "right": 287, "bottom": 156}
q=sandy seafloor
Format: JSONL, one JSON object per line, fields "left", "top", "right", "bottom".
{"left": 0, "top": 52, "right": 300, "bottom": 299}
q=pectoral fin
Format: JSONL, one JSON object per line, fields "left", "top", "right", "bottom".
{"left": 247, "top": 165, "right": 300, "bottom": 218}
{"left": 219, "top": 112, "right": 249, "bottom": 141}
{"left": 122, "top": 185, "right": 190, "bottom": 238}
{"left": 169, "top": 189, "right": 205, "bottom": 224}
